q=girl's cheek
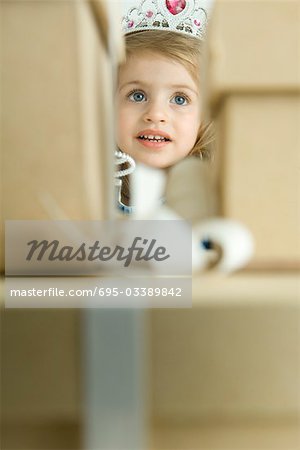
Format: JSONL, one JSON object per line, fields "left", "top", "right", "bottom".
{"left": 119, "top": 101, "right": 131, "bottom": 113}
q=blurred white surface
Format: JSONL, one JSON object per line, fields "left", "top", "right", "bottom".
{"left": 192, "top": 218, "right": 255, "bottom": 273}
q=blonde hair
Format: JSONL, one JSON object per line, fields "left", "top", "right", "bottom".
{"left": 123, "top": 30, "right": 214, "bottom": 161}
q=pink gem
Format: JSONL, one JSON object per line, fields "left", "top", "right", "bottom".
{"left": 166, "top": 0, "right": 186, "bottom": 15}
{"left": 194, "top": 19, "right": 201, "bottom": 27}
{"left": 146, "top": 10, "right": 154, "bottom": 18}
{"left": 128, "top": 20, "right": 134, "bottom": 28}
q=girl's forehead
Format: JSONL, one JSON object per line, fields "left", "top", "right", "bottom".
{"left": 123, "top": 50, "right": 181, "bottom": 69}
{"left": 119, "top": 51, "right": 198, "bottom": 90}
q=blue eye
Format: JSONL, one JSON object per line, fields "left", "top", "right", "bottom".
{"left": 129, "top": 91, "right": 146, "bottom": 102}
{"left": 172, "top": 95, "right": 188, "bottom": 105}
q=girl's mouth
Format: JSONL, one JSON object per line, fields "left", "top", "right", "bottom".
{"left": 136, "top": 134, "right": 172, "bottom": 149}
{"left": 136, "top": 135, "right": 171, "bottom": 149}
{"left": 138, "top": 134, "right": 171, "bottom": 143}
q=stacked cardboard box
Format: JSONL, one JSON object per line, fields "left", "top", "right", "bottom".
{"left": 203, "top": 0, "right": 300, "bottom": 268}
{"left": 1, "top": 0, "right": 122, "bottom": 270}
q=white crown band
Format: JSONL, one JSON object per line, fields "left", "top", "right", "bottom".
{"left": 122, "top": 0, "right": 208, "bottom": 40}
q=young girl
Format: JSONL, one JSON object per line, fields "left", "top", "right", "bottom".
{"left": 115, "top": 0, "right": 214, "bottom": 213}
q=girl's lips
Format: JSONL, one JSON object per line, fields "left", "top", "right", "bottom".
{"left": 136, "top": 137, "right": 171, "bottom": 149}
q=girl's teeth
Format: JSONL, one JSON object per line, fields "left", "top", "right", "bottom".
{"left": 139, "top": 134, "right": 168, "bottom": 141}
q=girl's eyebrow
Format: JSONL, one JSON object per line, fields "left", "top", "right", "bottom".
{"left": 118, "top": 81, "right": 142, "bottom": 91}
{"left": 171, "top": 84, "right": 199, "bottom": 96}
{"left": 119, "top": 81, "right": 198, "bottom": 96}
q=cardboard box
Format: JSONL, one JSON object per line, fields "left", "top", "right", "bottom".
{"left": 204, "top": 0, "right": 300, "bottom": 110}
{"left": 216, "top": 95, "right": 300, "bottom": 267}
{"left": 1, "top": 0, "right": 123, "bottom": 270}
{"left": 203, "top": 0, "right": 300, "bottom": 267}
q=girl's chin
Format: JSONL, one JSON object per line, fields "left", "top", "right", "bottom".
{"left": 135, "top": 157, "right": 173, "bottom": 169}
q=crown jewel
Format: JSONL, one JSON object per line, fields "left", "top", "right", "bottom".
{"left": 122, "top": 0, "right": 208, "bottom": 40}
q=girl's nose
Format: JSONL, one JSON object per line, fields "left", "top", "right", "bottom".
{"left": 143, "top": 101, "right": 168, "bottom": 124}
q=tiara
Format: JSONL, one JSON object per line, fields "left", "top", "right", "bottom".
{"left": 122, "top": 0, "right": 208, "bottom": 40}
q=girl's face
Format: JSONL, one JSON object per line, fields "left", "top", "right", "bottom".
{"left": 116, "top": 51, "right": 201, "bottom": 168}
